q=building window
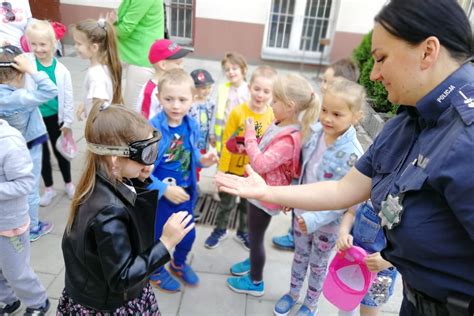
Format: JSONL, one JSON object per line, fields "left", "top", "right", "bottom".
{"left": 263, "top": 0, "right": 338, "bottom": 64}
{"left": 164, "top": 0, "right": 193, "bottom": 45}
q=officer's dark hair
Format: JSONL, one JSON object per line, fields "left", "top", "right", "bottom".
{"left": 375, "top": 0, "right": 473, "bottom": 63}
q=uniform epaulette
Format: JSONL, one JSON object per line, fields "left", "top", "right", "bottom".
{"left": 452, "top": 84, "right": 474, "bottom": 125}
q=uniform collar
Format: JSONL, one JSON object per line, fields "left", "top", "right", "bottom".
{"left": 416, "top": 62, "right": 474, "bottom": 126}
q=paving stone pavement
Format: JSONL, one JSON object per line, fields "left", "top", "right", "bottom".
{"left": 24, "top": 51, "right": 402, "bottom": 315}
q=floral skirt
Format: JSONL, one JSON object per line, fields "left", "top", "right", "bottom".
{"left": 56, "top": 284, "right": 160, "bottom": 315}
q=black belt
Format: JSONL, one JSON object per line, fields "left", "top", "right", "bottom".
{"left": 404, "top": 282, "right": 450, "bottom": 316}
{"left": 404, "top": 282, "right": 474, "bottom": 316}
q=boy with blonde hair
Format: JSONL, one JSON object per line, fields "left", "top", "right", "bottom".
{"left": 148, "top": 69, "right": 218, "bottom": 292}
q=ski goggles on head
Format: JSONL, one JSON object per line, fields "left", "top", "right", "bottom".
{"left": 0, "top": 45, "right": 22, "bottom": 67}
{"left": 87, "top": 129, "right": 161, "bottom": 165}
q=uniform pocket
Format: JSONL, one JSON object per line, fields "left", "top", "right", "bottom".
{"left": 397, "top": 164, "right": 428, "bottom": 194}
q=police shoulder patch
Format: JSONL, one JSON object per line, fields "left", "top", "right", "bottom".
{"left": 452, "top": 84, "right": 474, "bottom": 125}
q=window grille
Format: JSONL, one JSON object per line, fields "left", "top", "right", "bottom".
{"left": 263, "top": 0, "right": 337, "bottom": 63}
{"left": 299, "top": 0, "right": 332, "bottom": 52}
{"left": 165, "top": 0, "right": 193, "bottom": 44}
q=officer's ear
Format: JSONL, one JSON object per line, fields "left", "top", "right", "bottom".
{"left": 420, "top": 36, "right": 440, "bottom": 70}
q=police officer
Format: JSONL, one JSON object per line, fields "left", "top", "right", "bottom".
{"left": 215, "top": 1, "right": 474, "bottom": 315}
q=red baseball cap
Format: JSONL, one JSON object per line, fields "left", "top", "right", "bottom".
{"left": 148, "top": 39, "right": 192, "bottom": 64}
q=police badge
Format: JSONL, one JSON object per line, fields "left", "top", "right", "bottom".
{"left": 379, "top": 194, "right": 404, "bottom": 229}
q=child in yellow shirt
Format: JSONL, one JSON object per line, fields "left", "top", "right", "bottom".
{"left": 205, "top": 66, "right": 276, "bottom": 250}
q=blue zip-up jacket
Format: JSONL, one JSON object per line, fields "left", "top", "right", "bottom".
{"left": 0, "top": 72, "right": 58, "bottom": 145}
{"left": 147, "top": 111, "right": 202, "bottom": 202}
{"left": 296, "top": 122, "right": 364, "bottom": 233}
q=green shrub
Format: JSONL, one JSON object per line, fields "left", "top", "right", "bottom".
{"left": 352, "top": 31, "right": 398, "bottom": 113}
{"left": 352, "top": 31, "right": 372, "bottom": 68}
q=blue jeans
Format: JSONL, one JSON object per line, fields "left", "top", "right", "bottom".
{"left": 28, "top": 145, "right": 42, "bottom": 228}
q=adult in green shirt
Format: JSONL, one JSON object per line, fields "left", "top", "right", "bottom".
{"left": 107, "top": 0, "right": 164, "bottom": 109}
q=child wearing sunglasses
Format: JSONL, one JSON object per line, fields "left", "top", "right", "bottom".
{"left": 58, "top": 104, "right": 194, "bottom": 314}
{"left": 147, "top": 68, "right": 218, "bottom": 292}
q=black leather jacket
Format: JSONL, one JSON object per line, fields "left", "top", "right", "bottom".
{"left": 61, "top": 172, "right": 170, "bottom": 311}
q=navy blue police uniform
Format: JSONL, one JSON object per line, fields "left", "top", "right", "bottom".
{"left": 355, "top": 62, "right": 474, "bottom": 316}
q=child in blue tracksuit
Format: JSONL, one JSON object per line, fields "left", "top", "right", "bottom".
{"left": 336, "top": 201, "right": 398, "bottom": 316}
{"left": 0, "top": 46, "right": 57, "bottom": 242}
{"left": 147, "top": 69, "right": 218, "bottom": 292}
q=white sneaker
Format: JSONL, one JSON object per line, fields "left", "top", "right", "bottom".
{"left": 65, "top": 183, "right": 75, "bottom": 200}
{"left": 40, "top": 189, "right": 57, "bottom": 207}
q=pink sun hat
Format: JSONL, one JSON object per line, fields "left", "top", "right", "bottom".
{"left": 323, "top": 246, "right": 377, "bottom": 311}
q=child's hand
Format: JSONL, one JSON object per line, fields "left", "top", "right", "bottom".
{"left": 76, "top": 104, "right": 86, "bottom": 121}
{"left": 200, "top": 152, "right": 219, "bottom": 167}
{"left": 296, "top": 216, "right": 308, "bottom": 234}
{"left": 137, "top": 165, "right": 153, "bottom": 182}
{"left": 12, "top": 54, "right": 35, "bottom": 74}
{"left": 336, "top": 233, "right": 353, "bottom": 251}
{"left": 164, "top": 186, "right": 190, "bottom": 204}
{"left": 236, "top": 143, "right": 245, "bottom": 154}
{"left": 365, "top": 252, "right": 393, "bottom": 272}
{"left": 160, "top": 211, "right": 195, "bottom": 251}
{"left": 244, "top": 117, "right": 255, "bottom": 132}
{"left": 60, "top": 127, "right": 72, "bottom": 137}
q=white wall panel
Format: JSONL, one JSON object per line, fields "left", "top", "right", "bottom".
{"left": 196, "top": 0, "right": 272, "bottom": 24}
{"left": 60, "top": 0, "right": 120, "bottom": 8}
{"left": 335, "top": 0, "right": 386, "bottom": 33}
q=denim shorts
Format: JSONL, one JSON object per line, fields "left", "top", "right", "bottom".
{"left": 361, "top": 267, "right": 398, "bottom": 307}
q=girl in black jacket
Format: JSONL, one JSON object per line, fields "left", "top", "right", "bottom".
{"left": 58, "top": 104, "right": 193, "bottom": 314}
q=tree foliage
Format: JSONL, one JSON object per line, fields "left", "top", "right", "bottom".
{"left": 352, "top": 31, "right": 398, "bottom": 113}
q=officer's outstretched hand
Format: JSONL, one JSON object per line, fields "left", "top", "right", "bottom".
{"left": 160, "top": 211, "right": 194, "bottom": 251}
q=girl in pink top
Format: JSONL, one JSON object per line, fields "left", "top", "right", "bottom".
{"left": 226, "top": 73, "right": 320, "bottom": 296}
